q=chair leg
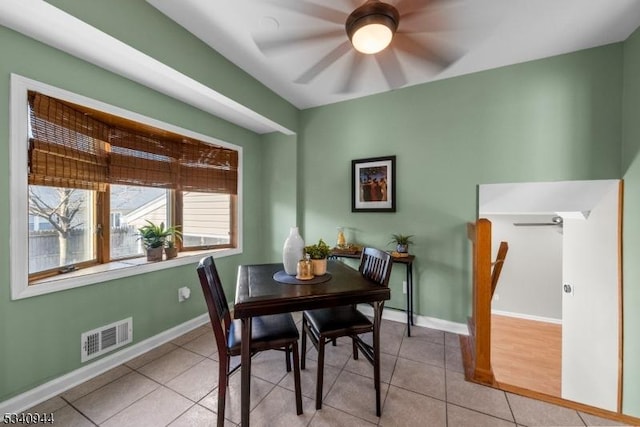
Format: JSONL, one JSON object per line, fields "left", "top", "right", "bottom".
{"left": 332, "top": 338, "right": 337, "bottom": 347}
{"left": 374, "top": 347, "right": 381, "bottom": 417}
{"left": 291, "top": 342, "right": 303, "bottom": 415}
{"left": 285, "top": 347, "right": 292, "bottom": 372}
{"left": 352, "top": 336, "right": 359, "bottom": 360}
{"left": 373, "top": 303, "right": 382, "bottom": 417}
{"left": 217, "top": 353, "right": 228, "bottom": 427}
{"left": 226, "top": 354, "right": 231, "bottom": 386}
{"left": 316, "top": 338, "right": 325, "bottom": 410}
{"left": 301, "top": 317, "right": 307, "bottom": 370}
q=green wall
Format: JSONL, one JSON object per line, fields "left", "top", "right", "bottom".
{"left": 2, "top": 0, "right": 639, "bottom": 417}
{"left": 47, "top": 0, "right": 298, "bottom": 133}
{"left": 261, "top": 132, "right": 299, "bottom": 263}
{"left": 622, "top": 26, "right": 640, "bottom": 418}
{"left": 0, "top": 6, "right": 298, "bottom": 402}
{"left": 299, "top": 45, "right": 622, "bottom": 321}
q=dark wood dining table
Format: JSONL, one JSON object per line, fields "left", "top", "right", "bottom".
{"left": 233, "top": 260, "right": 391, "bottom": 426}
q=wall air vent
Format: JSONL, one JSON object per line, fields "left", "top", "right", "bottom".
{"left": 81, "top": 317, "right": 133, "bottom": 362}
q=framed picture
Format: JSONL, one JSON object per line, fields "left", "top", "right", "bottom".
{"left": 352, "top": 155, "right": 396, "bottom": 212}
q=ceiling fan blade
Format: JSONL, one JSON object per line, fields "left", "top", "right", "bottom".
{"left": 265, "top": 0, "right": 347, "bottom": 25}
{"left": 295, "top": 41, "right": 352, "bottom": 84}
{"left": 394, "top": 0, "right": 445, "bottom": 15}
{"left": 337, "top": 53, "right": 367, "bottom": 93}
{"left": 399, "top": 8, "right": 452, "bottom": 34}
{"left": 399, "top": 0, "right": 499, "bottom": 36}
{"left": 393, "top": 33, "right": 457, "bottom": 70}
{"left": 253, "top": 29, "right": 344, "bottom": 54}
{"left": 375, "top": 48, "right": 408, "bottom": 89}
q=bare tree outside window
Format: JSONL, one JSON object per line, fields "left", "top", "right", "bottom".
{"left": 28, "top": 187, "right": 87, "bottom": 267}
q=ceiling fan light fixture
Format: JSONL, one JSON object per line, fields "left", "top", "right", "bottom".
{"left": 346, "top": 0, "right": 399, "bottom": 55}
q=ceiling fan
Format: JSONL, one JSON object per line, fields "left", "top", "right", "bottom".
{"left": 513, "top": 216, "right": 564, "bottom": 227}
{"left": 252, "top": 0, "right": 466, "bottom": 93}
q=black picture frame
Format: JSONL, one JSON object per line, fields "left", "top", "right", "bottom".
{"left": 352, "top": 155, "right": 396, "bottom": 212}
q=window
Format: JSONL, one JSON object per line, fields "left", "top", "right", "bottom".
{"left": 29, "top": 186, "right": 96, "bottom": 275}
{"left": 109, "top": 185, "right": 168, "bottom": 260}
{"left": 182, "top": 192, "right": 232, "bottom": 247}
{"left": 10, "top": 75, "right": 243, "bottom": 298}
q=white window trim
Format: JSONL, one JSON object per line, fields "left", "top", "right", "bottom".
{"left": 9, "top": 74, "right": 243, "bottom": 300}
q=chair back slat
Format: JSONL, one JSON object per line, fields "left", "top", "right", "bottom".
{"left": 359, "top": 247, "right": 393, "bottom": 287}
{"left": 197, "top": 256, "right": 232, "bottom": 353}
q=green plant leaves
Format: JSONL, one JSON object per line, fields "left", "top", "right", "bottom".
{"left": 305, "top": 238, "right": 332, "bottom": 259}
{"left": 137, "top": 220, "right": 182, "bottom": 249}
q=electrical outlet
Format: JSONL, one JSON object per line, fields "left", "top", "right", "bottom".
{"left": 402, "top": 280, "right": 407, "bottom": 294}
{"left": 178, "top": 286, "right": 191, "bottom": 302}
{"left": 494, "top": 293, "right": 499, "bottom": 302}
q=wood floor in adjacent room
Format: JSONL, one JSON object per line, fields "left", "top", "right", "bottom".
{"left": 491, "top": 314, "right": 562, "bottom": 397}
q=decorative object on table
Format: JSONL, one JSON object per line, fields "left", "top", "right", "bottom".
{"left": 164, "top": 227, "right": 183, "bottom": 260}
{"left": 390, "top": 251, "right": 410, "bottom": 258}
{"left": 137, "top": 220, "right": 181, "bottom": 261}
{"left": 305, "top": 238, "right": 332, "bottom": 276}
{"left": 296, "top": 254, "right": 314, "bottom": 280}
{"left": 336, "top": 227, "right": 347, "bottom": 248}
{"left": 352, "top": 155, "right": 396, "bottom": 212}
{"left": 274, "top": 270, "right": 332, "bottom": 285}
{"left": 283, "top": 226, "right": 305, "bottom": 275}
{"left": 389, "top": 233, "right": 413, "bottom": 254}
{"left": 331, "top": 243, "right": 363, "bottom": 255}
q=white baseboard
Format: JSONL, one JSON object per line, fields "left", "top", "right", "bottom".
{"left": 358, "top": 305, "right": 468, "bottom": 336}
{"left": 492, "top": 309, "right": 562, "bottom": 325}
{"left": 2, "top": 307, "right": 468, "bottom": 414}
{"left": 0, "top": 314, "right": 209, "bottom": 414}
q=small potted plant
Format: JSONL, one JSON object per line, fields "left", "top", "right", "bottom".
{"left": 389, "top": 234, "right": 414, "bottom": 254}
{"left": 304, "top": 238, "right": 332, "bottom": 276}
{"left": 164, "top": 228, "right": 183, "bottom": 260}
{"left": 137, "top": 220, "right": 180, "bottom": 261}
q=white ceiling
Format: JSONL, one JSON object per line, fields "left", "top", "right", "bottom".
{"left": 0, "top": 0, "right": 293, "bottom": 134}
{"left": 478, "top": 180, "right": 620, "bottom": 216}
{"left": 147, "top": 0, "right": 640, "bottom": 109}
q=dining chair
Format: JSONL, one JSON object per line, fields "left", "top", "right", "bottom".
{"left": 301, "top": 247, "right": 393, "bottom": 416}
{"left": 196, "top": 256, "right": 303, "bottom": 426}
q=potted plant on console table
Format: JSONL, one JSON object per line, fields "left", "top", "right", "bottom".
{"left": 305, "top": 238, "right": 332, "bottom": 276}
{"left": 389, "top": 234, "right": 414, "bottom": 256}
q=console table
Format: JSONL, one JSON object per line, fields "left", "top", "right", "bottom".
{"left": 330, "top": 251, "right": 416, "bottom": 336}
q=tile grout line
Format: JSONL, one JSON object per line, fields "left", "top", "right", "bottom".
{"left": 504, "top": 390, "right": 519, "bottom": 426}
{"left": 391, "top": 336, "right": 524, "bottom": 425}
{"left": 31, "top": 324, "right": 623, "bottom": 427}
{"left": 575, "top": 410, "right": 588, "bottom": 426}
{"left": 164, "top": 401, "right": 198, "bottom": 427}
{"left": 86, "top": 378, "right": 161, "bottom": 426}
{"left": 59, "top": 395, "right": 99, "bottom": 426}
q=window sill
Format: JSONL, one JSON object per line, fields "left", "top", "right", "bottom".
{"left": 16, "top": 248, "right": 241, "bottom": 300}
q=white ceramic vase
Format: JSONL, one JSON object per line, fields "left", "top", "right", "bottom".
{"left": 283, "top": 227, "right": 305, "bottom": 275}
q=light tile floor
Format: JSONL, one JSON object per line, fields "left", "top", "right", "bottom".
{"left": 25, "top": 314, "right": 630, "bottom": 426}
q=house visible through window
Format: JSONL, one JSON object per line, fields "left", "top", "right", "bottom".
{"left": 27, "top": 91, "right": 239, "bottom": 282}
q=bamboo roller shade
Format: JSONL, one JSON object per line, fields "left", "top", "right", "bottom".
{"left": 28, "top": 91, "right": 238, "bottom": 194}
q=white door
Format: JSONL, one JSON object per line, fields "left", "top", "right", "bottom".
{"left": 561, "top": 181, "right": 620, "bottom": 410}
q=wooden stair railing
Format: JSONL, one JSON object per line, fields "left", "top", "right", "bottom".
{"left": 491, "top": 242, "right": 509, "bottom": 298}
{"left": 460, "top": 218, "right": 508, "bottom": 385}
